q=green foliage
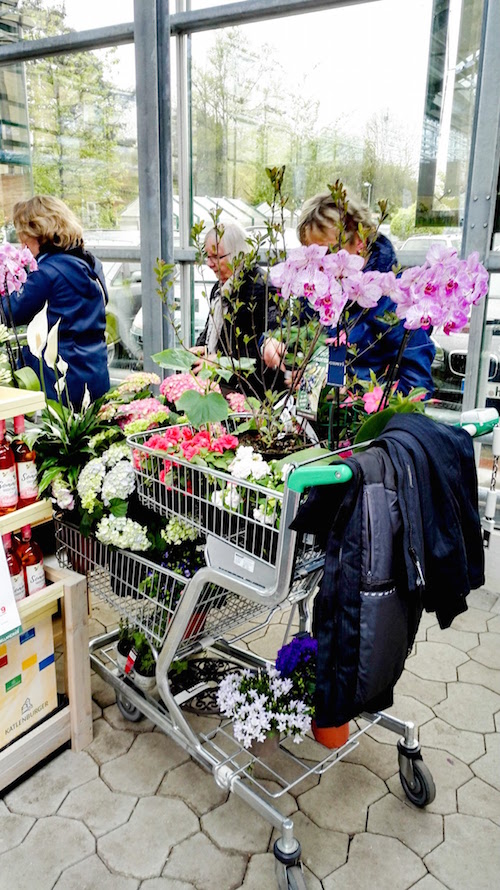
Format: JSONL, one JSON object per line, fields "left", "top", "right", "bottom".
{"left": 390, "top": 204, "right": 445, "bottom": 240}
{"left": 151, "top": 348, "right": 194, "bottom": 371}
{"left": 176, "top": 390, "right": 229, "bottom": 427}
{"left": 132, "top": 632, "right": 156, "bottom": 677}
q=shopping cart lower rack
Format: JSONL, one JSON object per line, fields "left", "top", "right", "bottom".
{"left": 55, "top": 445, "right": 438, "bottom": 890}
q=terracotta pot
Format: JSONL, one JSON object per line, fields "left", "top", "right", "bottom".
{"left": 248, "top": 730, "right": 280, "bottom": 759}
{"left": 312, "top": 720, "right": 349, "bottom": 749}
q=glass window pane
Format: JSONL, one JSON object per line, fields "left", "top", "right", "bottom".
{"left": 18, "top": 1, "right": 133, "bottom": 39}
{"left": 0, "top": 45, "right": 141, "bottom": 379}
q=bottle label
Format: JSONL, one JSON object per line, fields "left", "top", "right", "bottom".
{"left": 11, "top": 570, "right": 26, "bottom": 602}
{"left": 17, "top": 460, "right": 39, "bottom": 500}
{"left": 0, "top": 466, "right": 18, "bottom": 508}
{"left": 26, "top": 560, "right": 45, "bottom": 595}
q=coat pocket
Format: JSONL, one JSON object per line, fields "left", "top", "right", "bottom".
{"left": 355, "top": 581, "right": 408, "bottom": 707}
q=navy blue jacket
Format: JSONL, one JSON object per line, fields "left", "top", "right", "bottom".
{"left": 348, "top": 235, "right": 436, "bottom": 395}
{"left": 3, "top": 248, "right": 110, "bottom": 407}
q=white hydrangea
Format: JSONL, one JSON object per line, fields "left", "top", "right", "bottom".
{"left": 103, "top": 442, "right": 131, "bottom": 467}
{"left": 229, "top": 446, "right": 271, "bottom": 483}
{"left": 77, "top": 457, "right": 106, "bottom": 512}
{"left": 96, "top": 516, "right": 151, "bottom": 551}
{"left": 101, "top": 459, "right": 136, "bottom": 506}
{"left": 161, "top": 517, "right": 198, "bottom": 546}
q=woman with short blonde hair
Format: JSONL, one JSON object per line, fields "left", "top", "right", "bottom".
{"left": 297, "top": 188, "right": 376, "bottom": 247}
{"left": 2, "top": 194, "right": 110, "bottom": 406}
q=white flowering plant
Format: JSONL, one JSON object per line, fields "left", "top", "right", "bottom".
{"left": 216, "top": 665, "right": 313, "bottom": 748}
{"left": 210, "top": 445, "right": 292, "bottom": 528}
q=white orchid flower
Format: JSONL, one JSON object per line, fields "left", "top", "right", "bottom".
{"left": 26, "top": 303, "right": 48, "bottom": 358}
{"left": 81, "top": 384, "right": 91, "bottom": 412}
{"left": 56, "top": 356, "right": 68, "bottom": 376}
{"left": 44, "top": 318, "right": 61, "bottom": 368}
{"left": 53, "top": 375, "right": 67, "bottom": 397}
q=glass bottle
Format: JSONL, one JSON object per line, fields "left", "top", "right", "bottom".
{"left": 0, "top": 419, "right": 18, "bottom": 515}
{"left": 2, "top": 532, "right": 27, "bottom": 602}
{"left": 11, "top": 415, "right": 39, "bottom": 508}
{"left": 17, "top": 524, "right": 45, "bottom": 596}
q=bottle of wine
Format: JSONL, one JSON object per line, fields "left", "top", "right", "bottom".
{"left": 11, "top": 415, "right": 39, "bottom": 508}
{"left": 2, "top": 532, "right": 27, "bottom": 602}
{"left": 17, "top": 524, "right": 46, "bottom": 596}
{"left": 0, "top": 419, "right": 18, "bottom": 515}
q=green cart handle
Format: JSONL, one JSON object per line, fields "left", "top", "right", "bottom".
{"left": 287, "top": 462, "right": 353, "bottom": 493}
{"left": 457, "top": 417, "right": 499, "bottom": 438}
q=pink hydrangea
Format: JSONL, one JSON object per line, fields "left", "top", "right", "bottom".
{"left": 115, "top": 397, "right": 169, "bottom": 429}
{"left": 226, "top": 392, "right": 248, "bottom": 413}
{"left": 160, "top": 372, "right": 221, "bottom": 403}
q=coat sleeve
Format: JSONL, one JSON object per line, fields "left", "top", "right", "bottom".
{"left": 1, "top": 266, "right": 52, "bottom": 327}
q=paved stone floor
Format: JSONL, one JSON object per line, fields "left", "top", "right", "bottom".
{"left": 1, "top": 533, "right": 500, "bottom": 890}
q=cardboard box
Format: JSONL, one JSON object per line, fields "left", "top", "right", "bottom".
{"left": 0, "top": 612, "right": 58, "bottom": 750}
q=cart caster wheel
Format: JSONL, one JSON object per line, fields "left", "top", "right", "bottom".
{"left": 275, "top": 864, "right": 307, "bottom": 890}
{"left": 116, "top": 693, "right": 143, "bottom": 722}
{"left": 399, "top": 758, "right": 436, "bottom": 807}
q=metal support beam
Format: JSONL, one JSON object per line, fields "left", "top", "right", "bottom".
{"left": 460, "top": 0, "right": 500, "bottom": 412}
{"left": 0, "top": 23, "right": 134, "bottom": 63}
{"left": 134, "top": 0, "right": 174, "bottom": 372}
{"left": 170, "top": 0, "right": 380, "bottom": 35}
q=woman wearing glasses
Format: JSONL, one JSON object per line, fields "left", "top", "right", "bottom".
{"left": 191, "top": 222, "right": 280, "bottom": 397}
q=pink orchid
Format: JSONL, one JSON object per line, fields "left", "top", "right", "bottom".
{"left": 362, "top": 386, "right": 385, "bottom": 414}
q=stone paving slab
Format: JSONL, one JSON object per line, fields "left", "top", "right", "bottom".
{"left": 470, "top": 732, "right": 500, "bottom": 790}
{"left": 419, "top": 718, "right": 485, "bottom": 764}
{"left": 366, "top": 792, "right": 443, "bottom": 856}
{"left": 298, "top": 762, "right": 387, "bottom": 835}
{"left": 457, "top": 656, "right": 500, "bottom": 693}
{"left": 468, "top": 632, "right": 500, "bottom": 670}
{"left": 456, "top": 776, "right": 500, "bottom": 825}
{"left": 158, "top": 759, "right": 228, "bottom": 815}
{"left": 393, "top": 670, "right": 447, "bottom": 707}
{"left": 433, "top": 681, "right": 500, "bottom": 731}
{"left": 3, "top": 750, "right": 98, "bottom": 817}
{"left": 0, "top": 815, "right": 95, "bottom": 890}
{"left": 98, "top": 795, "right": 199, "bottom": 880}
{"left": 0, "top": 811, "right": 34, "bottom": 854}
{"left": 52, "top": 853, "right": 139, "bottom": 889}
{"left": 322, "top": 833, "right": 426, "bottom": 890}
{"left": 162, "top": 831, "right": 247, "bottom": 890}
{"left": 271, "top": 811, "right": 349, "bottom": 879}
{"left": 58, "top": 776, "right": 137, "bottom": 837}
{"left": 386, "top": 747, "right": 473, "bottom": 815}
{"left": 201, "top": 793, "right": 273, "bottom": 854}
{"left": 85, "top": 716, "right": 135, "bottom": 764}
{"left": 100, "top": 731, "right": 189, "bottom": 795}
{"left": 424, "top": 813, "right": 500, "bottom": 890}
{"left": 405, "top": 641, "right": 469, "bottom": 682}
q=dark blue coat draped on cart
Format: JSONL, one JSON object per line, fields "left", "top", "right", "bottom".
{"left": 2, "top": 247, "right": 110, "bottom": 408}
{"left": 291, "top": 413, "right": 484, "bottom": 727}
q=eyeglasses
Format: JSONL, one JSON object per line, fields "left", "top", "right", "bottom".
{"left": 206, "top": 252, "right": 230, "bottom": 262}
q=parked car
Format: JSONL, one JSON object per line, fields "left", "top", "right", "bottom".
{"left": 431, "top": 318, "right": 500, "bottom": 412}
{"left": 103, "top": 261, "right": 143, "bottom": 363}
{"left": 399, "top": 233, "right": 462, "bottom": 259}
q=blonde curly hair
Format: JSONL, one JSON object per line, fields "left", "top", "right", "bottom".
{"left": 13, "top": 195, "right": 84, "bottom": 250}
{"left": 297, "top": 188, "right": 376, "bottom": 246}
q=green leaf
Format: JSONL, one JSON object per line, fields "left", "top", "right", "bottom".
{"left": 151, "top": 349, "right": 194, "bottom": 371}
{"left": 109, "top": 499, "right": 129, "bottom": 517}
{"left": 219, "top": 356, "right": 256, "bottom": 372}
{"left": 13, "top": 367, "right": 41, "bottom": 391}
{"left": 38, "top": 466, "right": 65, "bottom": 494}
{"left": 176, "top": 390, "right": 229, "bottom": 428}
{"left": 354, "top": 406, "right": 396, "bottom": 444}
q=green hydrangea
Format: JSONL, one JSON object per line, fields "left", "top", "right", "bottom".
{"left": 77, "top": 457, "right": 105, "bottom": 512}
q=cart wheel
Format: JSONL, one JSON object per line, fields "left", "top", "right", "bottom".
{"left": 400, "top": 758, "right": 436, "bottom": 807}
{"left": 285, "top": 865, "right": 307, "bottom": 890}
{"left": 116, "top": 693, "right": 143, "bottom": 722}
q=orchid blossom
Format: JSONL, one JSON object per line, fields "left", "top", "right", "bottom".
{"left": 26, "top": 303, "right": 48, "bottom": 358}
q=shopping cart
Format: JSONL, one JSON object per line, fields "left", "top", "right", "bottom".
{"left": 55, "top": 410, "right": 498, "bottom": 890}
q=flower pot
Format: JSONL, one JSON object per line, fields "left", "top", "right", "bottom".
{"left": 312, "top": 720, "right": 349, "bottom": 749}
{"left": 248, "top": 730, "right": 281, "bottom": 760}
{"left": 115, "top": 643, "right": 130, "bottom": 672}
{"left": 132, "top": 669, "right": 156, "bottom": 693}
{"left": 182, "top": 609, "right": 207, "bottom": 641}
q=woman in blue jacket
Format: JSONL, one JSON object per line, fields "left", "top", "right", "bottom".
{"left": 4, "top": 195, "right": 110, "bottom": 407}
{"left": 264, "top": 189, "right": 436, "bottom": 396}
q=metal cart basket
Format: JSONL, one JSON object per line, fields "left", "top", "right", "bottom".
{"left": 56, "top": 421, "right": 450, "bottom": 890}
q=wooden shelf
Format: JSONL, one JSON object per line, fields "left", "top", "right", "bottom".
{"left": 0, "top": 499, "right": 53, "bottom": 536}
{"left": 0, "top": 386, "right": 45, "bottom": 420}
{"left": 0, "top": 565, "right": 92, "bottom": 791}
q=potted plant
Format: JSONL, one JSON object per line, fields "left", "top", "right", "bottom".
{"left": 130, "top": 630, "right": 157, "bottom": 692}
{"left": 276, "top": 634, "right": 349, "bottom": 749}
{"left": 216, "top": 664, "right": 313, "bottom": 757}
{"left": 116, "top": 618, "right": 134, "bottom": 671}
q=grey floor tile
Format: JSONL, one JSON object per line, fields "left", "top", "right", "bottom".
{"left": 424, "top": 813, "right": 500, "bottom": 890}
{"left": 0, "top": 812, "right": 34, "bottom": 853}
{"left": 298, "top": 762, "right": 387, "bottom": 834}
{"left": 85, "top": 716, "right": 135, "bottom": 765}
{"left": 457, "top": 657, "right": 500, "bottom": 694}
{"left": 367, "top": 793, "right": 443, "bottom": 856}
{"left": 456, "top": 776, "right": 500, "bottom": 825}
{"left": 103, "top": 702, "right": 155, "bottom": 733}
{"left": 3, "top": 750, "right": 98, "bottom": 817}
{"left": 0, "top": 815, "right": 94, "bottom": 890}
{"left": 322, "top": 833, "right": 426, "bottom": 890}
{"left": 273, "top": 811, "right": 349, "bottom": 879}
{"left": 394, "top": 670, "right": 447, "bottom": 708}
{"left": 433, "top": 681, "right": 500, "bottom": 732}
{"left": 53, "top": 853, "right": 139, "bottom": 889}
{"left": 162, "top": 831, "right": 247, "bottom": 890}
{"left": 419, "top": 718, "right": 485, "bottom": 764}
{"left": 58, "top": 776, "right": 137, "bottom": 837}
{"left": 98, "top": 796, "right": 198, "bottom": 880}
{"left": 405, "top": 642, "right": 469, "bottom": 683}
{"left": 466, "top": 588, "right": 499, "bottom": 612}
{"left": 91, "top": 670, "right": 116, "bottom": 709}
{"left": 468, "top": 632, "right": 500, "bottom": 670}
{"left": 141, "top": 879, "right": 196, "bottom": 890}
{"left": 426, "top": 624, "right": 479, "bottom": 652}
{"left": 485, "top": 613, "right": 500, "bottom": 632}
{"left": 158, "top": 759, "right": 228, "bottom": 815}
{"left": 410, "top": 877, "right": 450, "bottom": 890}
{"left": 470, "top": 732, "right": 500, "bottom": 791}
{"left": 447, "top": 608, "right": 490, "bottom": 633}
{"left": 201, "top": 793, "right": 273, "bottom": 854}
{"left": 101, "top": 731, "right": 189, "bottom": 795}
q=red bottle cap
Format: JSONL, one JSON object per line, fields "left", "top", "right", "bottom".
{"left": 21, "top": 525, "right": 32, "bottom": 538}
{"left": 2, "top": 533, "right": 12, "bottom": 548}
{"left": 13, "top": 415, "right": 25, "bottom": 435}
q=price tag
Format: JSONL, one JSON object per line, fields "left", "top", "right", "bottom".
{"left": 0, "top": 547, "right": 22, "bottom": 644}
{"left": 327, "top": 344, "right": 347, "bottom": 387}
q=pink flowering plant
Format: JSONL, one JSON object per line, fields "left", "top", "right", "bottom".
{"left": 0, "top": 242, "right": 40, "bottom": 389}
